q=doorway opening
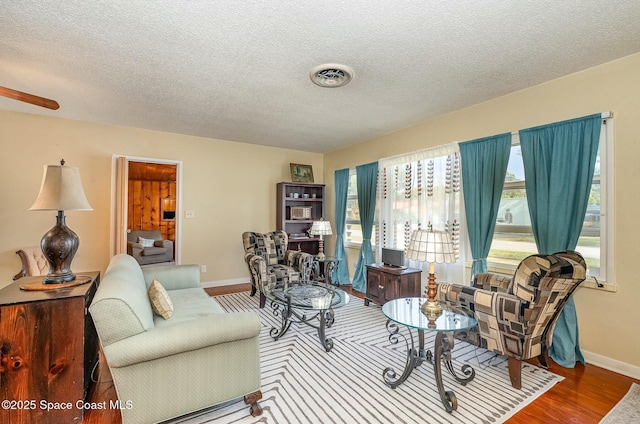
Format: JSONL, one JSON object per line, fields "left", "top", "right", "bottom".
{"left": 112, "top": 156, "right": 182, "bottom": 263}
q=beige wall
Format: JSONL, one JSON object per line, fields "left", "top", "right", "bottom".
{"left": 0, "top": 111, "right": 322, "bottom": 286}
{"left": 323, "top": 53, "right": 640, "bottom": 373}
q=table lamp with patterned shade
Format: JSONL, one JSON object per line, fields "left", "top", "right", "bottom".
{"left": 309, "top": 219, "right": 332, "bottom": 261}
{"left": 29, "top": 160, "right": 92, "bottom": 284}
{"left": 405, "top": 229, "right": 456, "bottom": 317}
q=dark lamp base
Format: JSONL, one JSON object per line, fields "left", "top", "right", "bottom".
{"left": 41, "top": 211, "right": 80, "bottom": 284}
{"left": 43, "top": 272, "right": 77, "bottom": 284}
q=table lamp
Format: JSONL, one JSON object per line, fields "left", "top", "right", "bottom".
{"left": 309, "top": 219, "right": 332, "bottom": 260}
{"left": 29, "top": 160, "right": 92, "bottom": 284}
{"left": 405, "top": 229, "right": 456, "bottom": 317}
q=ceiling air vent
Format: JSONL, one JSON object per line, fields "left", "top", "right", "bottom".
{"left": 309, "top": 64, "right": 354, "bottom": 88}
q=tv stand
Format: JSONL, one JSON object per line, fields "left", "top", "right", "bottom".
{"left": 364, "top": 263, "right": 421, "bottom": 306}
{"left": 381, "top": 264, "right": 407, "bottom": 270}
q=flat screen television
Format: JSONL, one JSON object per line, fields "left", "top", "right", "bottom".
{"left": 381, "top": 248, "right": 405, "bottom": 268}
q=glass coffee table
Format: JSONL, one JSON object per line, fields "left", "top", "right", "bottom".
{"left": 382, "top": 297, "right": 478, "bottom": 413}
{"left": 264, "top": 282, "right": 350, "bottom": 352}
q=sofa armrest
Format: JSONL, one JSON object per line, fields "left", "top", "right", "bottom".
{"left": 142, "top": 264, "right": 200, "bottom": 290}
{"left": 127, "top": 242, "right": 143, "bottom": 256}
{"left": 161, "top": 239, "right": 174, "bottom": 251}
{"left": 103, "top": 312, "right": 261, "bottom": 368}
{"left": 473, "top": 273, "right": 512, "bottom": 292}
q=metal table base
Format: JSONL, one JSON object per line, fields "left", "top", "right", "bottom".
{"left": 382, "top": 320, "right": 475, "bottom": 413}
{"left": 268, "top": 297, "right": 337, "bottom": 352}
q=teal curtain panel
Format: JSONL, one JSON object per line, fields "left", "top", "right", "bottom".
{"left": 352, "top": 161, "right": 378, "bottom": 292}
{"left": 459, "top": 133, "right": 512, "bottom": 281}
{"left": 520, "top": 113, "right": 601, "bottom": 368}
{"left": 333, "top": 168, "right": 351, "bottom": 285}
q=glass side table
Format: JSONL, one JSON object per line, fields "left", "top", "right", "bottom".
{"left": 382, "top": 297, "right": 478, "bottom": 413}
{"left": 311, "top": 256, "right": 340, "bottom": 286}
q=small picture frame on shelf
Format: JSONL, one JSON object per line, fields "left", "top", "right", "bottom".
{"left": 290, "top": 163, "right": 314, "bottom": 182}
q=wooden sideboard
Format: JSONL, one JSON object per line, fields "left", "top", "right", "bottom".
{"left": 0, "top": 272, "right": 100, "bottom": 424}
{"left": 365, "top": 264, "right": 421, "bottom": 306}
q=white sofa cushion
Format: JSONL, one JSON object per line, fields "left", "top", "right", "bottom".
{"left": 154, "top": 288, "right": 225, "bottom": 328}
{"left": 148, "top": 279, "right": 174, "bottom": 319}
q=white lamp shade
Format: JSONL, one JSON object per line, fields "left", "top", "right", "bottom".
{"left": 309, "top": 220, "right": 333, "bottom": 236}
{"left": 29, "top": 165, "right": 93, "bottom": 211}
{"left": 405, "top": 229, "right": 455, "bottom": 264}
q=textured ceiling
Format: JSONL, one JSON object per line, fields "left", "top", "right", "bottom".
{"left": 2, "top": 1, "right": 640, "bottom": 153}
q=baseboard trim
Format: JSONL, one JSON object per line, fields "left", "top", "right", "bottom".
{"left": 583, "top": 350, "right": 640, "bottom": 380}
{"left": 201, "top": 277, "right": 249, "bottom": 288}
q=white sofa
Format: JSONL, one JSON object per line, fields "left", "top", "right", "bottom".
{"left": 89, "top": 254, "right": 263, "bottom": 424}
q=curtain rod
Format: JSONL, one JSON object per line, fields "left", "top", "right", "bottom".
{"left": 379, "top": 141, "right": 459, "bottom": 162}
{"left": 511, "top": 111, "right": 613, "bottom": 135}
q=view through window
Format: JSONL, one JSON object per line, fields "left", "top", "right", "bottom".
{"left": 489, "top": 141, "right": 604, "bottom": 278}
{"left": 345, "top": 169, "right": 364, "bottom": 245}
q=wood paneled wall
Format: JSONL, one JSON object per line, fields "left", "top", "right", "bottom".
{"left": 128, "top": 180, "right": 176, "bottom": 243}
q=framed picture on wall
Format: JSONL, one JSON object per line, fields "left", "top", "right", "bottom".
{"left": 290, "top": 163, "right": 314, "bottom": 182}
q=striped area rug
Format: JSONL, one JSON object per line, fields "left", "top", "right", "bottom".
{"left": 171, "top": 292, "right": 563, "bottom": 424}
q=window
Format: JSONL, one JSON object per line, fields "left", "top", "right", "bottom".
{"left": 376, "top": 143, "right": 465, "bottom": 284}
{"left": 489, "top": 117, "right": 613, "bottom": 281}
{"left": 345, "top": 169, "right": 377, "bottom": 246}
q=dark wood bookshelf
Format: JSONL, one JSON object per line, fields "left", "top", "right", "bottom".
{"left": 276, "top": 182, "right": 325, "bottom": 254}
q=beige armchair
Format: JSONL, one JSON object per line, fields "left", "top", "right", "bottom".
{"left": 127, "top": 229, "right": 174, "bottom": 265}
{"left": 437, "top": 250, "right": 586, "bottom": 389}
{"left": 13, "top": 246, "right": 48, "bottom": 280}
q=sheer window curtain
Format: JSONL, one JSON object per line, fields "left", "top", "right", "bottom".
{"left": 376, "top": 143, "right": 466, "bottom": 285}
{"left": 352, "top": 162, "right": 378, "bottom": 292}
{"left": 459, "top": 134, "right": 512, "bottom": 281}
{"left": 520, "top": 113, "right": 602, "bottom": 368}
{"left": 333, "top": 168, "right": 351, "bottom": 285}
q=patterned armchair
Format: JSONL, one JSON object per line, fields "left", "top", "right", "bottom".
{"left": 437, "top": 250, "right": 586, "bottom": 389}
{"left": 242, "top": 231, "right": 314, "bottom": 308}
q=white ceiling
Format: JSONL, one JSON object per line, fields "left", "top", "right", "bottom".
{"left": 2, "top": 1, "right": 640, "bottom": 153}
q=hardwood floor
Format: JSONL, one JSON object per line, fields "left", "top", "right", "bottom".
{"left": 83, "top": 283, "right": 639, "bottom": 424}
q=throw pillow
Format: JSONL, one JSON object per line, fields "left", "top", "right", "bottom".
{"left": 138, "top": 236, "right": 155, "bottom": 248}
{"left": 148, "top": 279, "right": 174, "bottom": 319}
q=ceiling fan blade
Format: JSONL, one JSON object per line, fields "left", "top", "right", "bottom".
{"left": 0, "top": 86, "right": 60, "bottom": 110}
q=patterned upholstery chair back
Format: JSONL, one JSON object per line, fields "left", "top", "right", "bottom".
{"left": 509, "top": 252, "right": 586, "bottom": 351}
{"left": 554, "top": 249, "right": 588, "bottom": 270}
{"left": 511, "top": 253, "right": 586, "bottom": 303}
{"left": 242, "top": 230, "right": 289, "bottom": 265}
{"left": 270, "top": 231, "right": 289, "bottom": 263}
